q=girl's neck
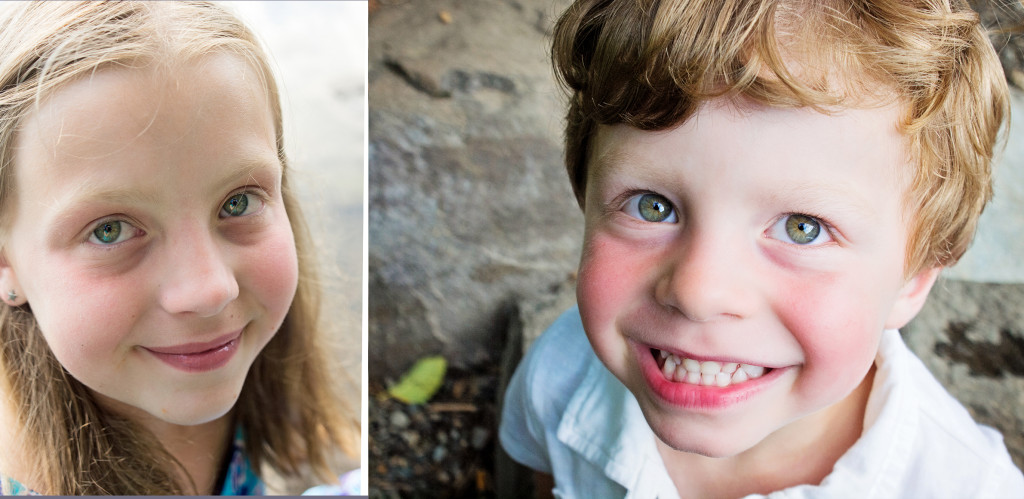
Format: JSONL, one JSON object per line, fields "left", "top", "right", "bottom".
{"left": 658, "top": 365, "right": 876, "bottom": 499}
{"left": 145, "top": 412, "right": 235, "bottom": 495}
{"left": 94, "top": 393, "right": 236, "bottom": 495}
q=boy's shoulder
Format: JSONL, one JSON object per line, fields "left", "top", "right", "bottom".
{"left": 843, "top": 330, "right": 1024, "bottom": 496}
{"left": 500, "top": 306, "right": 679, "bottom": 496}
{"left": 506, "top": 305, "right": 598, "bottom": 423}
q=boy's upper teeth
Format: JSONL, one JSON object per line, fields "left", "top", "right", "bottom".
{"left": 658, "top": 350, "right": 767, "bottom": 386}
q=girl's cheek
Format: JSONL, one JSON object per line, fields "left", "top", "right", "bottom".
{"left": 243, "top": 219, "right": 299, "bottom": 319}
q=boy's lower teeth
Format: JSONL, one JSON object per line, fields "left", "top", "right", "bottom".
{"left": 654, "top": 349, "right": 769, "bottom": 387}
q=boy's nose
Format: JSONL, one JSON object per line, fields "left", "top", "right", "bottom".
{"left": 157, "top": 228, "right": 239, "bottom": 317}
{"left": 654, "top": 230, "right": 756, "bottom": 322}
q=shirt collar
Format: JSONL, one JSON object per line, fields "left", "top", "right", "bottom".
{"left": 556, "top": 357, "right": 680, "bottom": 498}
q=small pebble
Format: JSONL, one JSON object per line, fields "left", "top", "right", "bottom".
{"left": 471, "top": 427, "right": 490, "bottom": 449}
{"left": 390, "top": 411, "right": 410, "bottom": 428}
{"left": 402, "top": 430, "right": 420, "bottom": 447}
{"left": 432, "top": 445, "right": 448, "bottom": 462}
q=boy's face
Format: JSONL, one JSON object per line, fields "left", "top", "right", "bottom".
{"left": 576, "top": 98, "right": 938, "bottom": 459}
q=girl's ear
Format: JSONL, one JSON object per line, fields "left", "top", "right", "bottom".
{"left": 0, "top": 251, "right": 25, "bottom": 306}
{"left": 884, "top": 266, "right": 941, "bottom": 330}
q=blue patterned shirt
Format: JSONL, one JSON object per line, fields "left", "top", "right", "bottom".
{"left": 1, "top": 426, "right": 264, "bottom": 495}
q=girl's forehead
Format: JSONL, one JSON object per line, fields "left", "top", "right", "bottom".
{"left": 10, "top": 52, "right": 281, "bottom": 213}
{"left": 19, "top": 52, "right": 275, "bottom": 164}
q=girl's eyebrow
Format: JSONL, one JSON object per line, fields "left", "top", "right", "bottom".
{"left": 43, "top": 155, "right": 283, "bottom": 235}
{"left": 58, "top": 155, "right": 282, "bottom": 205}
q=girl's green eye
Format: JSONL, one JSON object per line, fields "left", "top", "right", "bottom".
{"left": 625, "top": 193, "right": 678, "bottom": 223}
{"left": 222, "top": 193, "right": 249, "bottom": 217}
{"left": 784, "top": 214, "right": 821, "bottom": 244}
{"left": 93, "top": 221, "right": 122, "bottom": 244}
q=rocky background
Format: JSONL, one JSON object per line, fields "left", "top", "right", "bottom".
{"left": 368, "top": 0, "right": 1024, "bottom": 496}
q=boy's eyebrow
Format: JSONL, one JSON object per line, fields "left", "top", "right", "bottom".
{"left": 590, "top": 146, "right": 883, "bottom": 219}
{"left": 764, "top": 181, "right": 878, "bottom": 219}
{"left": 588, "top": 147, "right": 638, "bottom": 186}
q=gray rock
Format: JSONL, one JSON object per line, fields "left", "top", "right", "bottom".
{"left": 902, "top": 278, "right": 1024, "bottom": 471}
{"left": 369, "top": 0, "right": 579, "bottom": 377}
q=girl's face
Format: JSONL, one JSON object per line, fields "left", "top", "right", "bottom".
{"left": 0, "top": 53, "right": 298, "bottom": 426}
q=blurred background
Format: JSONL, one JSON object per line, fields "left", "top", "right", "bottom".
{"left": 227, "top": 0, "right": 366, "bottom": 486}
{"left": 368, "top": 0, "right": 1024, "bottom": 497}
{"left": 229, "top": 0, "right": 364, "bottom": 394}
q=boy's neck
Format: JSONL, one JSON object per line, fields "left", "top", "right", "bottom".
{"left": 657, "top": 365, "right": 876, "bottom": 498}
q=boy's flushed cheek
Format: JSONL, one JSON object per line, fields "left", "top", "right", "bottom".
{"left": 577, "top": 234, "right": 648, "bottom": 311}
{"left": 769, "top": 271, "right": 886, "bottom": 401}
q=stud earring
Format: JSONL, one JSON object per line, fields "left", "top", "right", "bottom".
{"left": 7, "top": 290, "right": 16, "bottom": 302}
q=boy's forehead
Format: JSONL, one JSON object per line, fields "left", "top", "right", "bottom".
{"left": 589, "top": 97, "right": 911, "bottom": 176}
{"left": 586, "top": 97, "right": 915, "bottom": 215}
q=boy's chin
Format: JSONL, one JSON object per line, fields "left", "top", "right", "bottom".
{"left": 654, "top": 431, "right": 751, "bottom": 459}
{"left": 645, "top": 412, "right": 766, "bottom": 460}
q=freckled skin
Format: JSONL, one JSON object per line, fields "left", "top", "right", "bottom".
{"left": 576, "top": 98, "right": 939, "bottom": 486}
{"left": 1, "top": 54, "right": 298, "bottom": 430}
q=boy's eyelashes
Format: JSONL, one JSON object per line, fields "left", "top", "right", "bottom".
{"left": 766, "top": 214, "right": 834, "bottom": 246}
{"left": 615, "top": 190, "right": 837, "bottom": 246}
{"left": 623, "top": 192, "right": 678, "bottom": 223}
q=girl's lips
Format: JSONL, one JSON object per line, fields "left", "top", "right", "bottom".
{"left": 143, "top": 330, "right": 242, "bottom": 373}
{"left": 145, "top": 331, "right": 242, "bottom": 355}
{"left": 631, "top": 340, "right": 790, "bottom": 412}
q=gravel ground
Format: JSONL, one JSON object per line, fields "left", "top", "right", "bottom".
{"left": 369, "top": 365, "right": 500, "bottom": 498}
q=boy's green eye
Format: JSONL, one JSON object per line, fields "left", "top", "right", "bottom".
{"left": 93, "top": 221, "right": 121, "bottom": 244}
{"left": 784, "top": 214, "right": 821, "bottom": 244}
{"left": 222, "top": 193, "right": 249, "bottom": 217}
{"left": 626, "top": 193, "right": 678, "bottom": 223}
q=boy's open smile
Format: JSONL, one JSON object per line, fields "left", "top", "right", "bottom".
{"left": 639, "top": 340, "right": 789, "bottom": 411}
{"left": 652, "top": 347, "right": 773, "bottom": 387}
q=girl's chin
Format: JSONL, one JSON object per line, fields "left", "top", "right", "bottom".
{"left": 152, "top": 404, "right": 236, "bottom": 427}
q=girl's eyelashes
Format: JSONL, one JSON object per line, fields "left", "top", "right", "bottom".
{"left": 767, "top": 213, "right": 834, "bottom": 246}
{"left": 622, "top": 192, "right": 678, "bottom": 223}
{"left": 85, "top": 189, "right": 267, "bottom": 246}
{"left": 219, "top": 191, "right": 265, "bottom": 218}
{"left": 88, "top": 219, "right": 143, "bottom": 245}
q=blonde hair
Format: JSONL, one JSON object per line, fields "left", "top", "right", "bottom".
{"left": 553, "top": 0, "right": 1009, "bottom": 277}
{"left": 0, "top": 1, "right": 356, "bottom": 494}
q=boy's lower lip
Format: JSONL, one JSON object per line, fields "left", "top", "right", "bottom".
{"left": 631, "top": 341, "right": 788, "bottom": 411}
{"left": 143, "top": 331, "right": 242, "bottom": 373}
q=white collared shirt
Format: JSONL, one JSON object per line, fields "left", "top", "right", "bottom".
{"left": 500, "top": 306, "right": 1024, "bottom": 498}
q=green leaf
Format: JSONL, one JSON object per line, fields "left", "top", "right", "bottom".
{"left": 388, "top": 355, "right": 447, "bottom": 404}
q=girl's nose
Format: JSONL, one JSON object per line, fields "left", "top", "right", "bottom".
{"left": 654, "top": 229, "right": 756, "bottom": 322}
{"left": 157, "top": 229, "right": 239, "bottom": 317}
